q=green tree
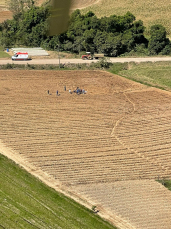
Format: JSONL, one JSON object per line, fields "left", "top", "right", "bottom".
{"left": 2, "top": 6, "right": 169, "bottom": 57}
{"left": 83, "top": 29, "right": 96, "bottom": 51}
{"left": 148, "top": 24, "right": 170, "bottom": 55}
{"left": 0, "top": 4, "right": 49, "bottom": 47}
{"left": 94, "top": 31, "right": 121, "bottom": 56}
{"left": 132, "top": 20, "right": 147, "bottom": 45}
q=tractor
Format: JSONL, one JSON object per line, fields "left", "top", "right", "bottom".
{"left": 82, "top": 52, "right": 104, "bottom": 60}
{"left": 81, "top": 52, "right": 93, "bottom": 60}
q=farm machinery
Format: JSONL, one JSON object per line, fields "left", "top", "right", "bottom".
{"left": 82, "top": 52, "right": 104, "bottom": 60}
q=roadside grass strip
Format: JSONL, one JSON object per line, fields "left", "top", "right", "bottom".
{"left": 114, "top": 61, "right": 171, "bottom": 91}
{"left": 0, "top": 51, "right": 11, "bottom": 58}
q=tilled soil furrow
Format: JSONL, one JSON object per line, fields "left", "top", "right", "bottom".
{"left": 1, "top": 70, "right": 171, "bottom": 228}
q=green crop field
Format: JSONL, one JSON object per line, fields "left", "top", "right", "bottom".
{"left": 0, "top": 51, "right": 11, "bottom": 58}
{"left": 160, "top": 180, "right": 171, "bottom": 191}
{"left": 109, "top": 61, "right": 171, "bottom": 91}
{"left": 0, "top": 154, "right": 116, "bottom": 229}
{"left": 0, "top": 47, "right": 10, "bottom": 58}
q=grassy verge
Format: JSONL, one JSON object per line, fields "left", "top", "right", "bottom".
{"left": 0, "top": 63, "right": 91, "bottom": 70}
{"left": 0, "top": 51, "right": 11, "bottom": 58}
{"left": 109, "top": 61, "right": 171, "bottom": 91}
{"left": 158, "top": 180, "right": 171, "bottom": 191}
{"left": 0, "top": 46, "right": 11, "bottom": 58}
{"left": 0, "top": 154, "right": 116, "bottom": 229}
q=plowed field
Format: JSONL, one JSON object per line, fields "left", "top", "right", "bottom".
{"left": 1, "top": 70, "right": 171, "bottom": 228}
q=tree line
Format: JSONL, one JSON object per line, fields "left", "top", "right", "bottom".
{"left": 0, "top": 0, "right": 170, "bottom": 56}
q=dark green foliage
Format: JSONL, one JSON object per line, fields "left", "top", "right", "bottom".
{"left": 148, "top": 24, "right": 171, "bottom": 55}
{"left": 0, "top": 3, "right": 50, "bottom": 47}
{"left": 132, "top": 21, "right": 146, "bottom": 42}
{"left": 1, "top": 63, "right": 15, "bottom": 69}
{"left": 0, "top": 4, "right": 170, "bottom": 56}
{"left": 64, "top": 10, "right": 147, "bottom": 56}
{"left": 90, "top": 57, "right": 113, "bottom": 69}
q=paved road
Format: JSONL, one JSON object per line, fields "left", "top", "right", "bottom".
{"left": 2, "top": 57, "right": 171, "bottom": 65}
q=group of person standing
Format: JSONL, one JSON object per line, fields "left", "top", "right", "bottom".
{"left": 70, "top": 87, "right": 86, "bottom": 95}
{"left": 47, "top": 86, "right": 86, "bottom": 96}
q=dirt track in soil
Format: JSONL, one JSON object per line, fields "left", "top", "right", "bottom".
{"left": 1, "top": 70, "right": 171, "bottom": 228}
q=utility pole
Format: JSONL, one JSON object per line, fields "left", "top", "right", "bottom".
{"left": 58, "top": 43, "right": 60, "bottom": 69}
{"left": 78, "top": 42, "right": 81, "bottom": 57}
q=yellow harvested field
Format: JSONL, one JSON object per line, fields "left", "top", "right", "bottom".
{"left": 1, "top": 0, "right": 171, "bottom": 35}
{"left": 71, "top": 0, "right": 98, "bottom": 9}
{"left": 1, "top": 70, "right": 171, "bottom": 228}
{"left": 37, "top": 0, "right": 97, "bottom": 7}
{"left": 0, "top": 0, "right": 97, "bottom": 22}
{"left": 82, "top": 0, "right": 171, "bottom": 35}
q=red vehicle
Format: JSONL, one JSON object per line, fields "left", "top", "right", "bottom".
{"left": 82, "top": 52, "right": 104, "bottom": 60}
{"left": 82, "top": 52, "right": 93, "bottom": 60}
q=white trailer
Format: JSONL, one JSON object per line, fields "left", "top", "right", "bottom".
{"left": 93, "top": 53, "right": 105, "bottom": 59}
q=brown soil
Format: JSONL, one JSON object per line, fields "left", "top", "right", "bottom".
{"left": 0, "top": 0, "right": 98, "bottom": 22}
{"left": 0, "top": 7, "right": 12, "bottom": 22}
{"left": 1, "top": 70, "right": 171, "bottom": 228}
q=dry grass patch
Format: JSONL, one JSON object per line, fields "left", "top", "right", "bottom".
{"left": 1, "top": 0, "right": 171, "bottom": 35}
{"left": 71, "top": 0, "right": 98, "bottom": 9}
{"left": 82, "top": 0, "right": 171, "bottom": 35}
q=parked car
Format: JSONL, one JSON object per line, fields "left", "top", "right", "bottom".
{"left": 12, "top": 52, "right": 29, "bottom": 61}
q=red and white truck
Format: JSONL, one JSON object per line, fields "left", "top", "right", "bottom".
{"left": 12, "top": 52, "right": 29, "bottom": 61}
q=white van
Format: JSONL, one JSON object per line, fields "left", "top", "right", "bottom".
{"left": 12, "top": 52, "right": 29, "bottom": 61}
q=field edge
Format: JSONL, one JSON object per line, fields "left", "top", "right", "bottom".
{"left": 0, "top": 140, "right": 121, "bottom": 228}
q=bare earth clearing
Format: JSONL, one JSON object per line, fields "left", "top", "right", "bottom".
{"left": 1, "top": 70, "right": 171, "bottom": 228}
